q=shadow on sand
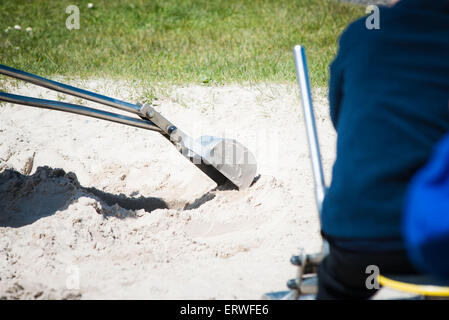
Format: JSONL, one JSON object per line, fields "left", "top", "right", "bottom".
{"left": 0, "top": 166, "right": 169, "bottom": 228}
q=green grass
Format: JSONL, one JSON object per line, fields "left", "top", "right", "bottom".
{"left": 0, "top": 0, "right": 364, "bottom": 87}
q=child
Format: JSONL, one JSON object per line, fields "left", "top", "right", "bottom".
{"left": 317, "top": 0, "right": 449, "bottom": 299}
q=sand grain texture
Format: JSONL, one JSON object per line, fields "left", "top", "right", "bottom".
{"left": 0, "top": 80, "right": 337, "bottom": 299}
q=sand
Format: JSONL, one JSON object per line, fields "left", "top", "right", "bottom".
{"left": 0, "top": 79, "right": 337, "bottom": 299}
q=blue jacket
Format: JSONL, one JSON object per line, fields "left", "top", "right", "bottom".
{"left": 403, "top": 132, "right": 449, "bottom": 279}
{"left": 322, "top": 0, "right": 449, "bottom": 242}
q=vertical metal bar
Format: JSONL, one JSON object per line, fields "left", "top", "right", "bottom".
{"left": 0, "top": 64, "right": 142, "bottom": 115}
{"left": 293, "top": 45, "right": 327, "bottom": 221}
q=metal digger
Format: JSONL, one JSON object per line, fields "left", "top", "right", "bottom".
{"left": 0, "top": 64, "right": 257, "bottom": 191}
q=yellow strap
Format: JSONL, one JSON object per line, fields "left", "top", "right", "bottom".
{"left": 378, "top": 275, "right": 449, "bottom": 297}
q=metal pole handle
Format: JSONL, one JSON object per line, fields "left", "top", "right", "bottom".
{"left": 293, "top": 45, "right": 327, "bottom": 220}
{"left": 0, "top": 64, "right": 142, "bottom": 115}
{"left": 0, "top": 91, "right": 161, "bottom": 132}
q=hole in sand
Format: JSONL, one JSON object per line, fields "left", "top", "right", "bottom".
{"left": 0, "top": 166, "right": 226, "bottom": 228}
{"left": 0, "top": 166, "right": 174, "bottom": 228}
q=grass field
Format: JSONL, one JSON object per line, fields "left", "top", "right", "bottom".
{"left": 0, "top": 0, "right": 364, "bottom": 87}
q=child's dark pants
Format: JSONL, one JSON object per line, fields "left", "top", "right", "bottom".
{"left": 317, "top": 243, "right": 419, "bottom": 299}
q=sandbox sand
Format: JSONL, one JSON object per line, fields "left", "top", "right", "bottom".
{"left": 0, "top": 80, "right": 337, "bottom": 299}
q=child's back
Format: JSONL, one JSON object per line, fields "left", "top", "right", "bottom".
{"left": 322, "top": 0, "right": 449, "bottom": 241}
{"left": 317, "top": 0, "right": 449, "bottom": 299}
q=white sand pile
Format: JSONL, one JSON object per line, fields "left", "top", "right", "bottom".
{"left": 0, "top": 80, "right": 337, "bottom": 299}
